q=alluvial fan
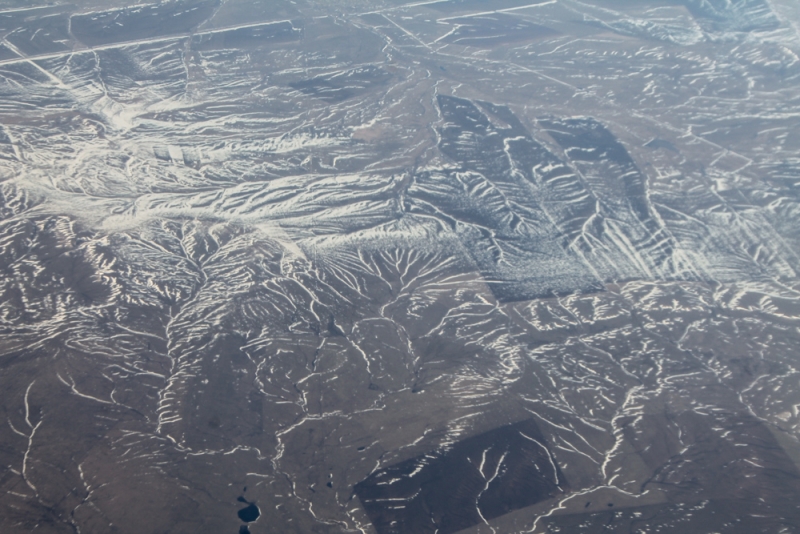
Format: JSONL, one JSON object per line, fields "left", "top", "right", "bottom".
{"left": 2, "top": 0, "right": 800, "bottom": 533}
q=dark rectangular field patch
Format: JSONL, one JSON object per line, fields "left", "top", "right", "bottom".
{"left": 354, "top": 419, "right": 567, "bottom": 534}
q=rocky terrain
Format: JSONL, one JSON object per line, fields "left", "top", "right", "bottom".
{"left": 1, "top": 0, "right": 800, "bottom": 532}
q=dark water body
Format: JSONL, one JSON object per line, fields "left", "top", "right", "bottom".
{"left": 237, "top": 503, "right": 260, "bottom": 523}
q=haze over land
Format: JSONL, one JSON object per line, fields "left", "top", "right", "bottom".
{"left": 1, "top": 0, "right": 800, "bottom": 532}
